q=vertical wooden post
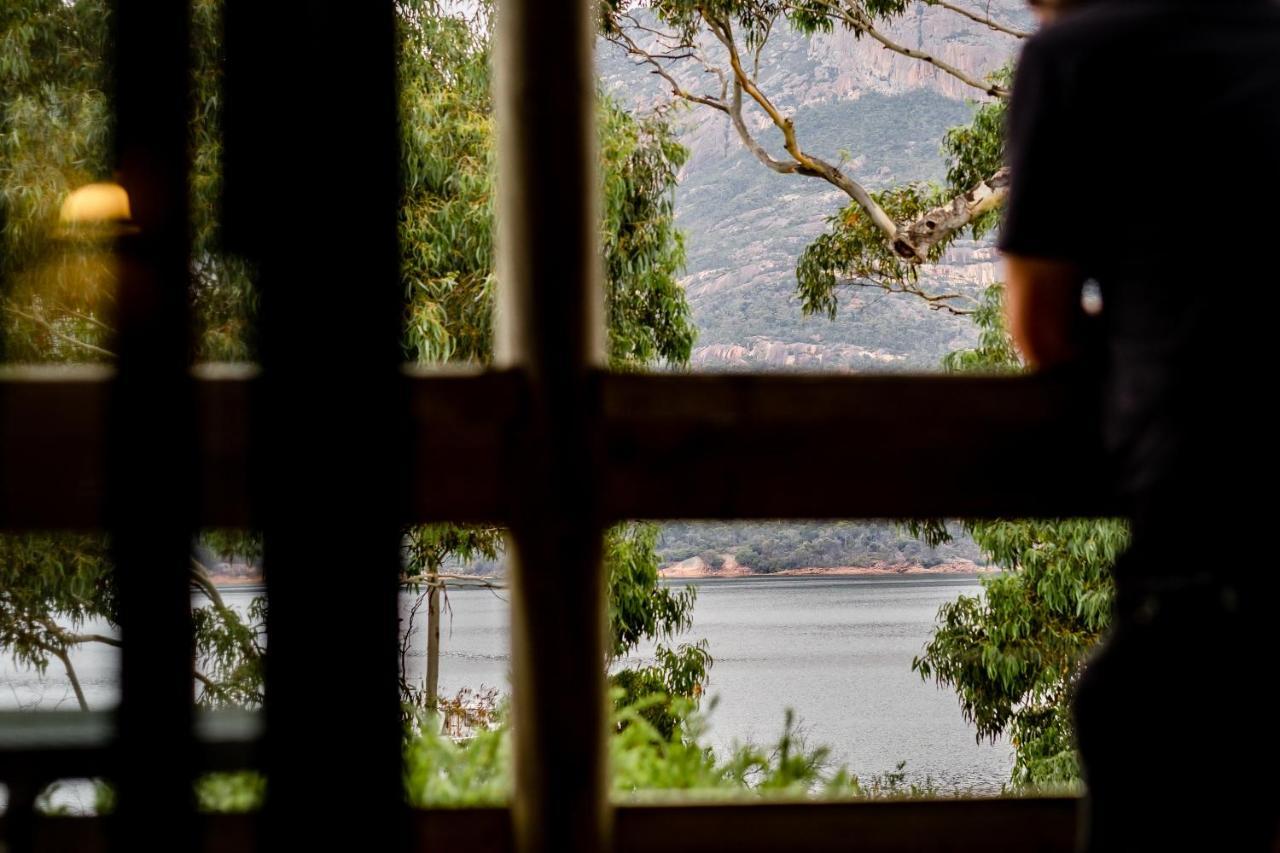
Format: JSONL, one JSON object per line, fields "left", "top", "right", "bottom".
{"left": 224, "top": 1, "right": 407, "bottom": 850}
{"left": 108, "top": 0, "right": 197, "bottom": 848}
{"left": 426, "top": 570, "right": 441, "bottom": 710}
{"left": 495, "top": 0, "right": 609, "bottom": 851}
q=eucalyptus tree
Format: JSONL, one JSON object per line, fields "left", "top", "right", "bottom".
{"left": 602, "top": 0, "right": 1021, "bottom": 316}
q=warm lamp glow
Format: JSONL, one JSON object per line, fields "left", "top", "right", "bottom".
{"left": 59, "top": 182, "right": 132, "bottom": 225}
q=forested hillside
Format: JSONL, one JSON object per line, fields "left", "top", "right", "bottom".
{"left": 656, "top": 521, "right": 985, "bottom": 573}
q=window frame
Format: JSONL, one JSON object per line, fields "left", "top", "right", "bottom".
{"left": 0, "top": 0, "right": 1106, "bottom": 850}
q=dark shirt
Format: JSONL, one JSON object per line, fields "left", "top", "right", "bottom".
{"left": 998, "top": 0, "right": 1280, "bottom": 501}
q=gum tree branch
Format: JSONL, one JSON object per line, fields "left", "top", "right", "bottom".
{"left": 610, "top": 7, "right": 1012, "bottom": 269}
{"left": 804, "top": 2, "right": 1011, "bottom": 99}
{"left": 924, "top": 0, "right": 1030, "bottom": 39}
{"left": 190, "top": 557, "right": 262, "bottom": 664}
{"left": 706, "top": 9, "right": 904, "bottom": 242}
{"left": 1, "top": 300, "right": 116, "bottom": 359}
{"left": 842, "top": 278, "right": 974, "bottom": 315}
{"left": 893, "top": 166, "right": 1010, "bottom": 260}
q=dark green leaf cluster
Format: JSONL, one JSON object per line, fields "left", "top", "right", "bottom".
{"left": 940, "top": 284, "right": 1018, "bottom": 373}
{"left": 796, "top": 183, "right": 947, "bottom": 319}
{"left": 916, "top": 298, "right": 1127, "bottom": 789}
{"left": 940, "top": 68, "right": 1010, "bottom": 241}
{"left": 914, "top": 518, "right": 1124, "bottom": 788}
{"left": 402, "top": 523, "right": 503, "bottom": 580}
{"left": 397, "top": 12, "right": 696, "bottom": 367}
{"left": 600, "top": 103, "right": 695, "bottom": 368}
{"left": 0, "top": 534, "right": 115, "bottom": 677}
{"left": 606, "top": 522, "right": 711, "bottom": 734}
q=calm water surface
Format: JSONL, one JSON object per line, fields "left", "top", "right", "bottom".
{"left": 1, "top": 574, "right": 1012, "bottom": 792}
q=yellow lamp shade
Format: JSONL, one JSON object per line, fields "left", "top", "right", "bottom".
{"left": 59, "top": 182, "right": 132, "bottom": 225}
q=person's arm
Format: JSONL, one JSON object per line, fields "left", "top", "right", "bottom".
{"left": 1002, "top": 253, "right": 1085, "bottom": 369}
{"left": 997, "top": 34, "right": 1092, "bottom": 372}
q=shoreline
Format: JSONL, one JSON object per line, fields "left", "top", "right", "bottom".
{"left": 659, "top": 558, "right": 995, "bottom": 580}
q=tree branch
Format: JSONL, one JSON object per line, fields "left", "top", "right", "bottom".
{"left": 49, "top": 301, "right": 113, "bottom": 333}
{"left": 810, "top": 3, "right": 1010, "bottom": 99}
{"left": 37, "top": 617, "right": 121, "bottom": 649}
{"left": 1, "top": 299, "right": 116, "bottom": 359}
{"left": 842, "top": 278, "right": 974, "bottom": 315}
{"left": 613, "top": 27, "right": 730, "bottom": 113}
{"left": 190, "top": 557, "right": 262, "bottom": 664}
{"left": 704, "top": 10, "right": 904, "bottom": 243}
{"left": 923, "top": 0, "right": 1030, "bottom": 39}
{"left": 50, "top": 646, "right": 89, "bottom": 712}
{"left": 609, "top": 7, "right": 1011, "bottom": 269}
{"left": 893, "top": 166, "right": 1010, "bottom": 260}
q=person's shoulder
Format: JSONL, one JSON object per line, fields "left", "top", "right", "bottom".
{"left": 1020, "top": 3, "right": 1154, "bottom": 67}
{"left": 1029, "top": 1, "right": 1280, "bottom": 60}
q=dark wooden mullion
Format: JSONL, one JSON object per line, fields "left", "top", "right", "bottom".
{"left": 107, "top": 0, "right": 198, "bottom": 848}
{"left": 225, "top": 0, "right": 408, "bottom": 849}
{"left": 495, "top": 0, "right": 610, "bottom": 850}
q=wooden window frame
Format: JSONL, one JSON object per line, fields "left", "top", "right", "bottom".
{"left": 0, "top": 1, "right": 1108, "bottom": 850}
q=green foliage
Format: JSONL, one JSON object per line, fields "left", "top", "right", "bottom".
{"left": 599, "top": 103, "right": 695, "bottom": 368}
{"left": 398, "top": 4, "right": 495, "bottom": 364}
{"left": 402, "top": 704, "right": 512, "bottom": 807}
{"left": 915, "top": 519, "right": 1124, "bottom": 788}
{"left": 913, "top": 294, "right": 1127, "bottom": 790}
{"left": 0, "top": 531, "right": 265, "bottom": 711}
{"left": 0, "top": 534, "right": 115, "bottom": 677}
{"left": 396, "top": 692, "right": 946, "bottom": 808}
{"left": 189, "top": 589, "right": 267, "bottom": 707}
{"left": 607, "top": 524, "right": 696, "bottom": 657}
{"left": 190, "top": 0, "right": 259, "bottom": 361}
{"left": 0, "top": 0, "right": 113, "bottom": 362}
{"left": 398, "top": 8, "right": 693, "bottom": 367}
{"left": 0, "top": 0, "right": 258, "bottom": 362}
{"left": 194, "top": 771, "right": 268, "bottom": 813}
{"left": 402, "top": 524, "right": 503, "bottom": 581}
{"left": 940, "top": 284, "right": 1018, "bottom": 373}
{"left": 796, "top": 183, "right": 948, "bottom": 319}
{"left": 603, "top": 1, "right": 914, "bottom": 46}
{"left": 940, "top": 67, "right": 1010, "bottom": 241}
{"left": 790, "top": 71, "right": 1010, "bottom": 322}
{"left": 610, "top": 642, "right": 712, "bottom": 738}
{"left": 605, "top": 522, "right": 711, "bottom": 736}
{"left": 93, "top": 770, "right": 268, "bottom": 815}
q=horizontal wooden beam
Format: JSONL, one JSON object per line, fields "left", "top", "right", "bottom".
{"left": 0, "top": 366, "right": 1117, "bottom": 530}
{"left": 0, "top": 710, "right": 262, "bottom": 782}
{"left": 601, "top": 371, "right": 1116, "bottom": 519}
{"left": 0, "top": 799, "right": 1080, "bottom": 852}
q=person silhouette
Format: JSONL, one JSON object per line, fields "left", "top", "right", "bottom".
{"left": 998, "top": 0, "right": 1280, "bottom": 849}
